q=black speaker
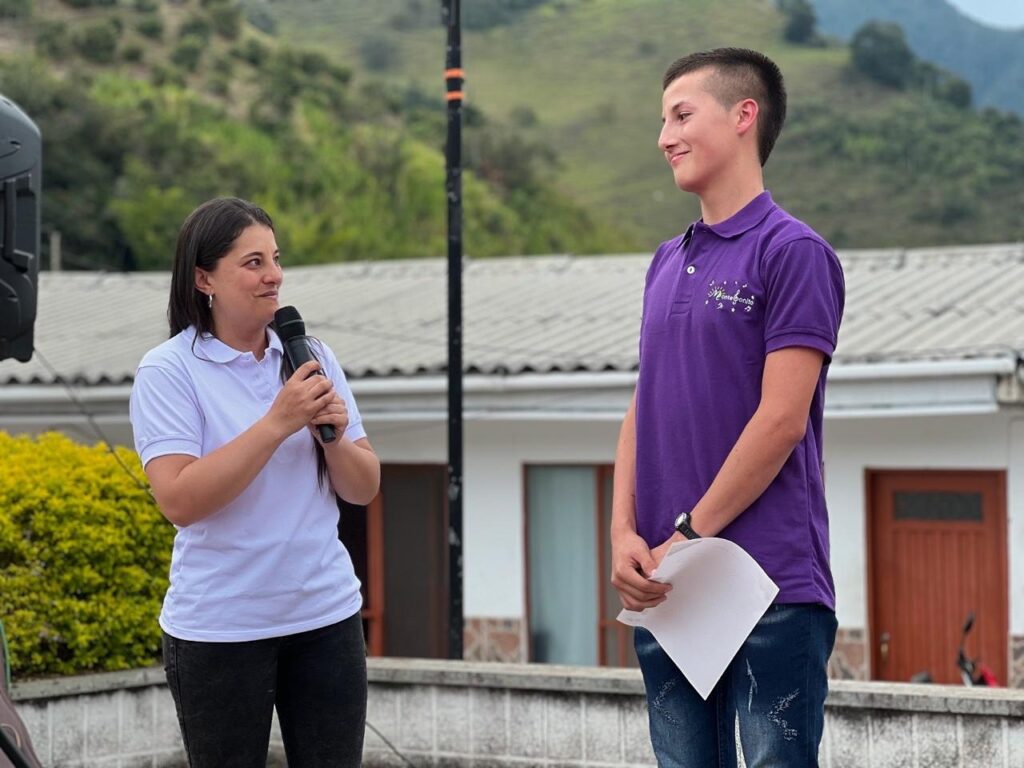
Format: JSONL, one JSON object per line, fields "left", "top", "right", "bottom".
{"left": 0, "top": 93, "right": 40, "bottom": 364}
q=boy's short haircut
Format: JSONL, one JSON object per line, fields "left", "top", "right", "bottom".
{"left": 663, "top": 48, "right": 787, "bottom": 166}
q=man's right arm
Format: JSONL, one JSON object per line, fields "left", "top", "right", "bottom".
{"left": 610, "top": 391, "right": 671, "bottom": 610}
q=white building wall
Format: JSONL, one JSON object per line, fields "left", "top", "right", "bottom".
{"left": 369, "top": 408, "right": 1024, "bottom": 640}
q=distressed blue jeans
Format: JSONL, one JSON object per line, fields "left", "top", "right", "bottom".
{"left": 634, "top": 603, "right": 837, "bottom": 768}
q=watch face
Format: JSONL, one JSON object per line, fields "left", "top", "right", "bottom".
{"left": 674, "top": 512, "right": 688, "bottom": 529}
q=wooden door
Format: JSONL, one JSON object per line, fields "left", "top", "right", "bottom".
{"left": 338, "top": 495, "right": 385, "bottom": 655}
{"left": 867, "top": 470, "right": 1007, "bottom": 684}
{"left": 379, "top": 464, "right": 449, "bottom": 658}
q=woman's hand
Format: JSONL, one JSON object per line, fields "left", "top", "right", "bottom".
{"left": 309, "top": 391, "right": 350, "bottom": 444}
{"left": 265, "top": 360, "right": 335, "bottom": 440}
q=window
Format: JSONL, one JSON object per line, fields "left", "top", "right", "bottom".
{"left": 525, "top": 464, "right": 638, "bottom": 667}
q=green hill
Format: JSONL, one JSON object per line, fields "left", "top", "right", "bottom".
{"left": 0, "top": 0, "right": 628, "bottom": 270}
{"left": 267, "top": 0, "right": 1024, "bottom": 249}
{"left": 1, "top": 0, "right": 1022, "bottom": 263}
{"left": 811, "top": 0, "right": 1024, "bottom": 115}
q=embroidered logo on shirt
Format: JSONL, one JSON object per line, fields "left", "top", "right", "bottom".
{"left": 706, "top": 281, "right": 756, "bottom": 313}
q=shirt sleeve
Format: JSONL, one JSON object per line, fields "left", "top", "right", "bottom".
{"left": 762, "top": 238, "right": 845, "bottom": 363}
{"left": 313, "top": 340, "right": 367, "bottom": 443}
{"left": 129, "top": 364, "right": 204, "bottom": 467}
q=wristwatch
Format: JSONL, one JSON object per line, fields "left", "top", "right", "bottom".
{"left": 673, "top": 511, "right": 701, "bottom": 540}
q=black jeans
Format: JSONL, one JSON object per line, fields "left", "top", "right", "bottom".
{"left": 163, "top": 613, "right": 367, "bottom": 768}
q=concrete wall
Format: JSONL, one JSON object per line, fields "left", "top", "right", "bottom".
{"left": 9, "top": 659, "right": 1024, "bottom": 767}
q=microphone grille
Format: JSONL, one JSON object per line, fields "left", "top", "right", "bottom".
{"left": 274, "top": 306, "right": 306, "bottom": 341}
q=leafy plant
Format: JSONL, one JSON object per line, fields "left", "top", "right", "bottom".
{"left": 135, "top": 14, "right": 164, "bottom": 41}
{"left": 0, "top": 0, "right": 30, "bottom": 20}
{"left": 73, "top": 21, "right": 121, "bottom": 65}
{"left": 851, "top": 21, "right": 915, "bottom": 88}
{"left": 0, "top": 432, "right": 172, "bottom": 678}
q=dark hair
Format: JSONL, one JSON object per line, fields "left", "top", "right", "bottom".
{"left": 168, "top": 197, "right": 275, "bottom": 338}
{"left": 662, "top": 48, "right": 787, "bottom": 166}
{"left": 167, "top": 197, "right": 331, "bottom": 492}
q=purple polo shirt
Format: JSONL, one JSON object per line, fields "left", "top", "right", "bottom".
{"left": 635, "top": 191, "right": 844, "bottom": 609}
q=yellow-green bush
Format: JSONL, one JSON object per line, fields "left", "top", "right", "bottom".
{"left": 0, "top": 432, "right": 172, "bottom": 677}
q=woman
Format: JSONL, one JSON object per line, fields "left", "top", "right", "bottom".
{"left": 129, "top": 197, "right": 379, "bottom": 767}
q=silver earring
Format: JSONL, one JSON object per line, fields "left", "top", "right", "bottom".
{"left": 208, "top": 294, "right": 213, "bottom": 309}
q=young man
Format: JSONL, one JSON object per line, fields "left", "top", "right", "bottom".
{"left": 610, "top": 48, "right": 845, "bottom": 767}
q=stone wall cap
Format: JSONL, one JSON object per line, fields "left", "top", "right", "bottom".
{"left": 12, "top": 665, "right": 165, "bottom": 702}
{"left": 827, "top": 679, "right": 1024, "bottom": 717}
{"left": 367, "top": 657, "right": 646, "bottom": 695}
{"left": 10, "top": 659, "right": 1024, "bottom": 718}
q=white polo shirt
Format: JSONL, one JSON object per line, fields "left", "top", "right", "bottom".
{"left": 129, "top": 326, "right": 365, "bottom": 642}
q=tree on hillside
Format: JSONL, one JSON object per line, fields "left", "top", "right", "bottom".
{"left": 778, "top": 0, "right": 817, "bottom": 45}
{"left": 851, "top": 21, "right": 914, "bottom": 88}
{"left": 0, "top": 0, "right": 30, "bottom": 19}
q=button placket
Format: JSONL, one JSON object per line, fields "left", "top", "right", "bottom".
{"left": 670, "top": 232, "right": 699, "bottom": 316}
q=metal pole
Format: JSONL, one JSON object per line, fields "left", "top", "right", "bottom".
{"left": 442, "top": 0, "right": 464, "bottom": 661}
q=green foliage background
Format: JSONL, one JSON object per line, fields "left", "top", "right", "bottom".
{"left": 0, "top": 432, "right": 171, "bottom": 677}
{"left": 266, "top": 0, "right": 1024, "bottom": 249}
{"left": 0, "top": 0, "right": 1022, "bottom": 261}
{"left": 0, "top": 0, "right": 627, "bottom": 270}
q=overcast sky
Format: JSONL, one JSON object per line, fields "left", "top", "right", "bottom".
{"left": 946, "top": 0, "right": 1024, "bottom": 29}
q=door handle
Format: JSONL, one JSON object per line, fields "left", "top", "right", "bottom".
{"left": 879, "top": 631, "right": 890, "bottom": 664}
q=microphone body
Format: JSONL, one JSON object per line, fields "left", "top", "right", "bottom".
{"left": 275, "top": 306, "right": 336, "bottom": 444}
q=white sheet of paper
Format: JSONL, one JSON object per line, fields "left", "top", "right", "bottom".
{"left": 617, "top": 538, "right": 778, "bottom": 700}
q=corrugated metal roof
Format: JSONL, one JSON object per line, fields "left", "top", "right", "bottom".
{"left": 2, "top": 243, "right": 1023, "bottom": 385}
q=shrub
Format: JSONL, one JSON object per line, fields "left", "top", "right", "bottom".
{"left": 122, "top": 43, "right": 145, "bottom": 63}
{"left": 0, "top": 432, "right": 172, "bottom": 678}
{"left": 73, "top": 21, "right": 120, "bottom": 65}
{"left": 0, "top": 0, "right": 30, "bottom": 20}
{"left": 133, "top": 0, "right": 158, "bottom": 12}
{"left": 296, "top": 49, "right": 329, "bottom": 77}
{"left": 150, "top": 63, "right": 186, "bottom": 87}
{"left": 135, "top": 14, "right": 164, "bottom": 41}
{"left": 177, "top": 14, "right": 211, "bottom": 42}
{"left": 60, "top": 0, "right": 116, "bottom": 8}
{"left": 209, "top": 53, "right": 234, "bottom": 77}
{"left": 35, "top": 20, "right": 72, "bottom": 59}
{"left": 231, "top": 37, "right": 268, "bottom": 66}
{"left": 209, "top": 3, "right": 242, "bottom": 39}
{"left": 171, "top": 35, "right": 204, "bottom": 71}
{"left": 208, "top": 70, "right": 230, "bottom": 96}
{"left": 914, "top": 61, "right": 972, "bottom": 110}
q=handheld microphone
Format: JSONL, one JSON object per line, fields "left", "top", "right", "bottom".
{"left": 274, "top": 305, "right": 336, "bottom": 444}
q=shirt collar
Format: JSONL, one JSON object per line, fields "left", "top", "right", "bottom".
{"left": 191, "top": 326, "right": 283, "bottom": 364}
{"left": 697, "top": 190, "right": 776, "bottom": 240}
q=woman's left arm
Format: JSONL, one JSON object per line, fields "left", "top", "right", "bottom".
{"left": 309, "top": 344, "right": 381, "bottom": 504}
{"left": 322, "top": 433, "right": 381, "bottom": 505}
